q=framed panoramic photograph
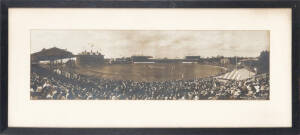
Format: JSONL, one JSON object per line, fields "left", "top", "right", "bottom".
{"left": 0, "top": 0, "right": 298, "bottom": 135}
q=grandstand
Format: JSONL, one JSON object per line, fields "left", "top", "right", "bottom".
{"left": 76, "top": 50, "right": 104, "bottom": 66}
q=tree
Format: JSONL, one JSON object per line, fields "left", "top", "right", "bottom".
{"left": 257, "top": 50, "right": 269, "bottom": 74}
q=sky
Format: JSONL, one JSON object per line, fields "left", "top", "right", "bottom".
{"left": 31, "top": 30, "right": 269, "bottom": 59}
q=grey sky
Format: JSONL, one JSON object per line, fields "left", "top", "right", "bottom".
{"left": 31, "top": 30, "right": 269, "bottom": 58}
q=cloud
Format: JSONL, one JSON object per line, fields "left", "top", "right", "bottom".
{"left": 31, "top": 30, "right": 269, "bottom": 58}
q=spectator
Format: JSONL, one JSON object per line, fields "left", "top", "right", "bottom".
{"left": 30, "top": 65, "right": 269, "bottom": 100}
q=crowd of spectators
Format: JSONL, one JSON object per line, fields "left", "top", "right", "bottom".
{"left": 30, "top": 66, "right": 269, "bottom": 100}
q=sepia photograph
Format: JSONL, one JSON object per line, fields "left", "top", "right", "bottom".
{"left": 30, "top": 30, "right": 270, "bottom": 100}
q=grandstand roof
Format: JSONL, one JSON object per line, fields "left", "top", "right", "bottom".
{"left": 216, "top": 68, "right": 255, "bottom": 80}
{"left": 31, "top": 47, "right": 74, "bottom": 61}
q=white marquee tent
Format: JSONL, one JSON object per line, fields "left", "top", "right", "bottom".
{"left": 215, "top": 68, "right": 255, "bottom": 80}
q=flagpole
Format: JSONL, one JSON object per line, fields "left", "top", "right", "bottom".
{"left": 235, "top": 56, "right": 237, "bottom": 70}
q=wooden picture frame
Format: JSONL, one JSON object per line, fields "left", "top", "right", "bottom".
{"left": 0, "top": 0, "right": 298, "bottom": 134}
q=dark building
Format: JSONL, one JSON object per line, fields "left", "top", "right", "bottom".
{"left": 184, "top": 56, "right": 201, "bottom": 62}
{"left": 113, "top": 57, "right": 132, "bottom": 64}
{"left": 131, "top": 56, "right": 153, "bottom": 62}
{"left": 185, "top": 56, "right": 201, "bottom": 60}
{"left": 76, "top": 51, "right": 104, "bottom": 66}
{"left": 238, "top": 58, "right": 258, "bottom": 69}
